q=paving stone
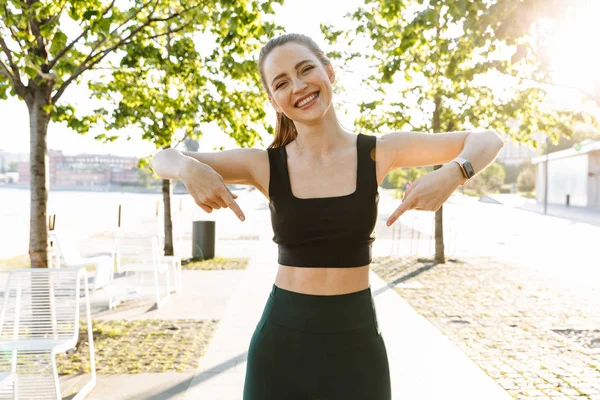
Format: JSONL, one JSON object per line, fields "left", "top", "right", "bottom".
{"left": 373, "top": 256, "right": 600, "bottom": 399}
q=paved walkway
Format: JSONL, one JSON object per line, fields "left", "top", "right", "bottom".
{"left": 183, "top": 232, "right": 511, "bottom": 400}
{"left": 485, "top": 193, "right": 600, "bottom": 227}
{"left": 375, "top": 256, "right": 600, "bottom": 399}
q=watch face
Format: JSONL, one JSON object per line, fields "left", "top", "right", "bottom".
{"left": 464, "top": 161, "right": 475, "bottom": 178}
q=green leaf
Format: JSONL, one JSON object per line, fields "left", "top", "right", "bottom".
{"left": 23, "top": 67, "right": 37, "bottom": 79}
{"left": 93, "top": 19, "right": 112, "bottom": 36}
{"left": 50, "top": 31, "right": 68, "bottom": 57}
{"left": 83, "top": 10, "right": 100, "bottom": 20}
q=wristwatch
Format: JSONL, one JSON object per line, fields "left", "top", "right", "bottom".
{"left": 452, "top": 157, "right": 475, "bottom": 185}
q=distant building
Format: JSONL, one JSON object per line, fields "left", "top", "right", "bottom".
{"left": 16, "top": 150, "right": 142, "bottom": 187}
{"left": 0, "top": 150, "right": 28, "bottom": 173}
{"left": 532, "top": 140, "right": 600, "bottom": 208}
{"left": 496, "top": 137, "right": 542, "bottom": 166}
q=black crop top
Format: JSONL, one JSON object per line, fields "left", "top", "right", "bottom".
{"left": 267, "top": 133, "right": 379, "bottom": 268}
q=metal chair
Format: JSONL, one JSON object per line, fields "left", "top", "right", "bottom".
{"left": 48, "top": 231, "right": 114, "bottom": 292}
{"left": 111, "top": 234, "right": 171, "bottom": 309}
{"left": 0, "top": 267, "right": 96, "bottom": 399}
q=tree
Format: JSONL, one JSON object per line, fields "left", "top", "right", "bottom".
{"left": 0, "top": 0, "right": 281, "bottom": 268}
{"left": 516, "top": 161, "right": 536, "bottom": 193}
{"left": 137, "top": 164, "right": 157, "bottom": 188}
{"left": 94, "top": 17, "right": 281, "bottom": 257}
{"left": 464, "top": 161, "right": 506, "bottom": 195}
{"left": 322, "top": 0, "right": 596, "bottom": 263}
{"left": 387, "top": 166, "right": 428, "bottom": 197}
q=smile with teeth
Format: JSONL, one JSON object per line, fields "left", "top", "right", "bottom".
{"left": 295, "top": 92, "right": 319, "bottom": 108}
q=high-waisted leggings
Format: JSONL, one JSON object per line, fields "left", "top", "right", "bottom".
{"left": 243, "top": 284, "right": 391, "bottom": 400}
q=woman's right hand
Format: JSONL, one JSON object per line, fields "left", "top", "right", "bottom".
{"left": 179, "top": 158, "right": 245, "bottom": 221}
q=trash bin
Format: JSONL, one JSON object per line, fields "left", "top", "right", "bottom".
{"left": 192, "top": 220, "right": 215, "bottom": 260}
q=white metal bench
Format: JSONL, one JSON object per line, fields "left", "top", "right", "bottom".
{"left": 0, "top": 372, "right": 16, "bottom": 399}
{"left": 111, "top": 235, "right": 171, "bottom": 309}
{"left": 155, "top": 216, "right": 185, "bottom": 295}
{"left": 0, "top": 267, "right": 96, "bottom": 399}
{"left": 156, "top": 233, "right": 183, "bottom": 295}
{"left": 49, "top": 231, "right": 114, "bottom": 292}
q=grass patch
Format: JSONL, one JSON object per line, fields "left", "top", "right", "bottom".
{"left": 0, "top": 254, "right": 29, "bottom": 269}
{"left": 181, "top": 256, "right": 249, "bottom": 270}
{"left": 461, "top": 189, "right": 481, "bottom": 197}
{"left": 0, "top": 255, "right": 97, "bottom": 271}
{"left": 521, "top": 191, "right": 536, "bottom": 199}
{"left": 56, "top": 319, "right": 219, "bottom": 374}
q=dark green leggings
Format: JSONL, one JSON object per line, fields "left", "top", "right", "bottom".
{"left": 243, "top": 284, "right": 391, "bottom": 400}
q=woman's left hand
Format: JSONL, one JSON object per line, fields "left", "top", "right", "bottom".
{"left": 386, "top": 165, "right": 464, "bottom": 226}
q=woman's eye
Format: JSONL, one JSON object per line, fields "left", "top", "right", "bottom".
{"left": 276, "top": 82, "right": 286, "bottom": 89}
{"left": 303, "top": 66, "right": 314, "bottom": 73}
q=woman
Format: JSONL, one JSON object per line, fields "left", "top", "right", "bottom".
{"left": 151, "top": 33, "right": 504, "bottom": 399}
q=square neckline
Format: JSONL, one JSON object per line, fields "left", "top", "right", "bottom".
{"left": 281, "top": 133, "right": 361, "bottom": 201}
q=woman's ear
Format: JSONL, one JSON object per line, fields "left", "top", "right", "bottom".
{"left": 326, "top": 64, "right": 335, "bottom": 84}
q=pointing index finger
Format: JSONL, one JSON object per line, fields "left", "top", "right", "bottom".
{"left": 387, "top": 196, "right": 412, "bottom": 226}
{"left": 223, "top": 190, "right": 245, "bottom": 221}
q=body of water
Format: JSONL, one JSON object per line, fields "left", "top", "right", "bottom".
{"left": 0, "top": 186, "right": 267, "bottom": 260}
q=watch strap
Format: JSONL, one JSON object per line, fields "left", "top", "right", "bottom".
{"left": 452, "top": 157, "right": 472, "bottom": 186}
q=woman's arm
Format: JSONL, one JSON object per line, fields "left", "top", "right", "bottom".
{"left": 379, "top": 130, "right": 503, "bottom": 171}
{"left": 151, "top": 148, "right": 197, "bottom": 180}
{"left": 437, "top": 130, "right": 505, "bottom": 185}
{"left": 384, "top": 129, "right": 504, "bottom": 226}
{"left": 150, "top": 148, "right": 246, "bottom": 220}
{"left": 151, "top": 147, "right": 264, "bottom": 186}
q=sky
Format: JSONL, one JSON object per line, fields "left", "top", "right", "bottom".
{"left": 0, "top": 0, "right": 598, "bottom": 157}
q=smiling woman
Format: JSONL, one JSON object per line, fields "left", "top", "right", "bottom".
{"left": 257, "top": 36, "right": 339, "bottom": 149}
{"left": 150, "top": 32, "right": 503, "bottom": 400}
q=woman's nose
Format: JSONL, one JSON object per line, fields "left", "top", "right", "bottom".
{"left": 291, "top": 78, "right": 307, "bottom": 93}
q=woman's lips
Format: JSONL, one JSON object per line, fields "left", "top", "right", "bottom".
{"left": 295, "top": 92, "right": 319, "bottom": 109}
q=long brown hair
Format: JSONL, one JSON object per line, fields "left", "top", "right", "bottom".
{"left": 258, "top": 33, "right": 332, "bottom": 149}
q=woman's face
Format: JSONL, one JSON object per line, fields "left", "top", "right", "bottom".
{"left": 262, "top": 42, "right": 335, "bottom": 123}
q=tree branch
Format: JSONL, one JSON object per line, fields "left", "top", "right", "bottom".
{"left": 41, "top": 0, "right": 67, "bottom": 25}
{"left": 3, "top": 5, "right": 25, "bottom": 53}
{"left": 0, "top": 35, "right": 23, "bottom": 86}
{"left": 47, "top": 0, "right": 117, "bottom": 69}
{"left": 147, "top": 4, "right": 203, "bottom": 23}
{"left": 173, "top": 131, "right": 191, "bottom": 148}
{"left": 136, "top": 20, "right": 193, "bottom": 43}
{"left": 0, "top": 58, "right": 26, "bottom": 98}
{"left": 108, "top": 0, "right": 158, "bottom": 41}
{"left": 396, "top": 112, "right": 418, "bottom": 131}
{"left": 0, "top": 59, "right": 13, "bottom": 80}
{"left": 52, "top": 5, "right": 196, "bottom": 103}
{"left": 50, "top": 0, "right": 156, "bottom": 75}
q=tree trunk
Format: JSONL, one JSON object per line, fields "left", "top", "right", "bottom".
{"left": 432, "top": 96, "right": 445, "bottom": 264}
{"left": 433, "top": 164, "right": 445, "bottom": 264}
{"left": 27, "top": 86, "right": 51, "bottom": 269}
{"left": 162, "top": 178, "right": 174, "bottom": 256}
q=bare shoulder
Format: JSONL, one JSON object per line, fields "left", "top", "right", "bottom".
{"left": 374, "top": 134, "right": 397, "bottom": 185}
{"left": 249, "top": 148, "right": 270, "bottom": 200}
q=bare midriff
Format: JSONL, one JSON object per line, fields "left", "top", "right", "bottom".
{"left": 274, "top": 264, "right": 371, "bottom": 295}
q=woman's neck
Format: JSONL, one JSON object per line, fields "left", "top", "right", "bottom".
{"left": 292, "top": 107, "right": 353, "bottom": 157}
